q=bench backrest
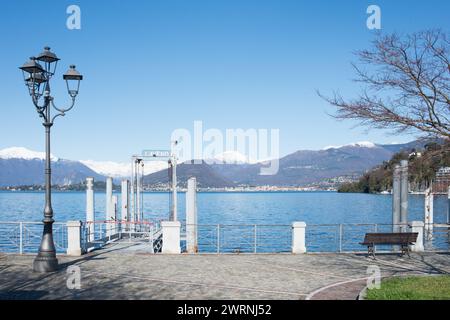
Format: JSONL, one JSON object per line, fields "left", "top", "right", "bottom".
{"left": 363, "top": 232, "right": 418, "bottom": 245}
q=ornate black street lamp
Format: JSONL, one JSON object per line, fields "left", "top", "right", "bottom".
{"left": 19, "top": 47, "right": 83, "bottom": 272}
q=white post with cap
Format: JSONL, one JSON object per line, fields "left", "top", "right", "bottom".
{"left": 292, "top": 222, "right": 306, "bottom": 253}
{"left": 161, "top": 221, "right": 181, "bottom": 254}
{"left": 409, "top": 221, "right": 424, "bottom": 252}
{"left": 67, "top": 220, "right": 83, "bottom": 256}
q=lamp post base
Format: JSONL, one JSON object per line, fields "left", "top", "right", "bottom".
{"left": 33, "top": 255, "right": 58, "bottom": 273}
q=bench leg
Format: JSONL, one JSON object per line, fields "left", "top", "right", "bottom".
{"left": 368, "top": 245, "right": 376, "bottom": 259}
{"left": 404, "top": 245, "right": 411, "bottom": 258}
{"left": 400, "top": 245, "right": 410, "bottom": 258}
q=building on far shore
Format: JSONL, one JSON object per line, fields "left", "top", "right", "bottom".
{"left": 434, "top": 167, "right": 450, "bottom": 194}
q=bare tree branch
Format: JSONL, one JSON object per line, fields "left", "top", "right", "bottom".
{"left": 320, "top": 30, "right": 450, "bottom": 139}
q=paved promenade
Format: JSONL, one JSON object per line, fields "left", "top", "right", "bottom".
{"left": 0, "top": 242, "right": 449, "bottom": 300}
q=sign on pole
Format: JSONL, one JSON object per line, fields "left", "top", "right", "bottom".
{"left": 142, "top": 150, "right": 171, "bottom": 158}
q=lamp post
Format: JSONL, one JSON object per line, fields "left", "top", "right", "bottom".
{"left": 19, "top": 47, "right": 83, "bottom": 272}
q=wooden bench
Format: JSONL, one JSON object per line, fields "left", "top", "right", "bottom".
{"left": 360, "top": 232, "right": 418, "bottom": 258}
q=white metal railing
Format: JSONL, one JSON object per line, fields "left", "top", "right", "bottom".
{"left": 0, "top": 221, "right": 448, "bottom": 254}
{"left": 423, "top": 223, "right": 450, "bottom": 252}
{"left": 181, "top": 224, "right": 292, "bottom": 253}
{"left": 307, "top": 223, "right": 450, "bottom": 253}
{"left": 180, "top": 222, "right": 450, "bottom": 253}
{"left": 0, "top": 221, "right": 67, "bottom": 254}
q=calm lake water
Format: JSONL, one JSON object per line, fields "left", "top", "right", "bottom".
{"left": 0, "top": 191, "right": 448, "bottom": 253}
{"left": 0, "top": 191, "right": 448, "bottom": 225}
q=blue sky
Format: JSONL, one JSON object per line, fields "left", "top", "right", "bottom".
{"left": 1, "top": 0, "right": 449, "bottom": 162}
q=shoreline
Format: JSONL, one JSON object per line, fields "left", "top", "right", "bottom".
{"left": 0, "top": 189, "right": 338, "bottom": 194}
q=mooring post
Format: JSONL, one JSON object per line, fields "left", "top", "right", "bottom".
{"left": 136, "top": 162, "right": 140, "bottom": 225}
{"left": 67, "top": 221, "right": 83, "bottom": 256}
{"left": 400, "top": 160, "right": 409, "bottom": 232}
{"left": 409, "top": 221, "right": 424, "bottom": 252}
{"left": 161, "top": 221, "right": 181, "bottom": 254}
{"left": 112, "top": 195, "right": 118, "bottom": 236}
{"left": 292, "top": 222, "right": 306, "bottom": 254}
{"left": 172, "top": 157, "right": 178, "bottom": 221}
{"left": 130, "top": 157, "right": 135, "bottom": 232}
{"left": 106, "top": 177, "right": 113, "bottom": 237}
{"left": 121, "top": 180, "right": 129, "bottom": 221}
{"left": 121, "top": 179, "right": 129, "bottom": 236}
{"left": 186, "top": 177, "right": 198, "bottom": 253}
{"left": 86, "top": 177, "right": 95, "bottom": 243}
{"left": 392, "top": 165, "right": 401, "bottom": 233}
{"left": 424, "top": 187, "right": 434, "bottom": 239}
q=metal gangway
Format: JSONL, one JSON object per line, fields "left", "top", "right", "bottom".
{"left": 83, "top": 220, "right": 163, "bottom": 253}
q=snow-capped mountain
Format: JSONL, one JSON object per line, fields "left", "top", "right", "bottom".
{"left": 210, "top": 151, "right": 255, "bottom": 164}
{"left": 0, "top": 147, "right": 103, "bottom": 187}
{"left": 0, "top": 139, "right": 433, "bottom": 187}
{"left": 323, "top": 141, "right": 377, "bottom": 150}
{"left": 80, "top": 159, "right": 168, "bottom": 178}
{"left": 0, "top": 147, "right": 58, "bottom": 161}
{"left": 80, "top": 160, "right": 131, "bottom": 178}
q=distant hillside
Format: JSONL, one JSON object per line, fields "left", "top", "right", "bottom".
{"left": 143, "top": 160, "right": 236, "bottom": 188}
{"left": 0, "top": 139, "right": 438, "bottom": 188}
{"left": 0, "top": 158, "right": 105, "bottom": 187}
{"left": 211, "top": 142, "right": 403, "bottom": 186}
{"left": 338, "top": 140, "right": 450, "bottom": 193}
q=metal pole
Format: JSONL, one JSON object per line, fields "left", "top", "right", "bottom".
{"left": 136, "top": 160, "right": 141, "bottom": 224}
{"left": 106, "top": 177, "right": 113, "bottom": 237}
{"left": 140, "top": 160, "right": 144, "bottom": 221}
{"left": 20, "top": 49, "right": 82, "bottom": 271}
{"left": 400, "top": 160, "right": 409, "bottom": 232}
{"left": 339, "top": 224, "right": 343, "bottom": 253}
{"left": 424, "top": 187, "right": 434, "bottom": 240}
{"left": 130, "top": 157, "right": 135, "bottom": 232}
{"left": 33, "top": 115, "right": 58, "bottom": 272}
{"left": 121, "top": 179, "right": 129, "bottom": 223}
{"left": 392, "top": 165, "right": 401, "bottom": 233}
{"left": 172, "top": 157, "right": 177, "bottom": 221}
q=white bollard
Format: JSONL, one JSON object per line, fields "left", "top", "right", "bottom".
{"left": 392, "top": 165, "right": 401, "bottom": 233}
{"left": 161, "top": 221, "right": 181, "bottom": 254}
{"left": 170, "top": 158, "right": 178, "bottom": 221}
{"left": 112, "top": 195, "right": 118, "bottom": 235}
{"left": 409, "top": 221, "right": 424, "bottom": 252}
{"left": 67, "top": 220, "right": 83, "bottom": 256}
{"left": 424, "top": 188, "right": 434, "bottom": 239}
{"left": 86, "top": 177, "right": 95, "bottom": 243}
{"left": 424, "top": 188, "right": 434, "bottom": 225}
{"left": 121, "top": 179, "right": 129, "bottom": 222}
{"left": 400, "top": 160, "right": 409, "bottom": 232}
{"left": 106, "top": 177, "right": 113, "bottom": 237}
{"left": 186, "top": 177, "right": 198, "bottom": 253}
{"left": 292, "top": 222, "right": 306, "bottom": 254}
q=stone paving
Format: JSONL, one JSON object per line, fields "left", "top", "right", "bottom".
{"left": 0, "top": 242, "right": 449, "bottom": 300}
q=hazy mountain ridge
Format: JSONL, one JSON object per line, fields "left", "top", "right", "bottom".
{"left": 0, "top": 158, "right": 104, "bottom": 187}
{"left": 0, "top": 140, "right": 433, "bottom": 187}
{"left": 144, "top": 140, "right": 432, "bottom": 187}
